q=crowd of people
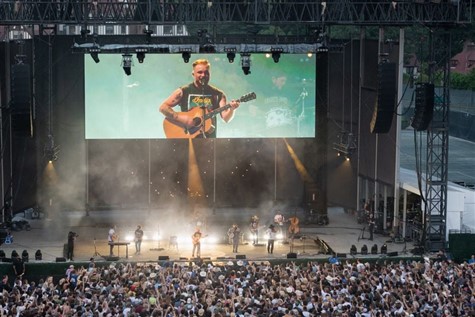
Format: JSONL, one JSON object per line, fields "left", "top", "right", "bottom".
{"left": 0, "top": 254, "right": 474, "bottom": 317}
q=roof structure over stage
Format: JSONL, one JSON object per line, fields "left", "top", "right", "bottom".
{"left": 0, "top": 1, "right": 471, "bottom": 29}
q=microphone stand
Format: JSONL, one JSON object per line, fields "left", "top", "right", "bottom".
{"left": 296, "top": 86, "right": 308, "bottom": 136}
{"left": 199, "top": 80, "right": 207, "bottom": 138}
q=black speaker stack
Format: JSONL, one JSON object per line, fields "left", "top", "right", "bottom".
{"left": 10, "top": 63, "right": 32, "bottom": 137}
{"left": 411, "top": 83, "right": 435, "bottom": 131}
{"left": 370, "top": 62, "right": 397, "bottom": 134}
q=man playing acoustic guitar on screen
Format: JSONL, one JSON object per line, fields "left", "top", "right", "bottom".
{"left": 159, "top": 59, "right": 254, "bottom": 138}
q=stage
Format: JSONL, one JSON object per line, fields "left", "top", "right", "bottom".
{"left": 0, "top": 207, "right": 420, "bottom": 263}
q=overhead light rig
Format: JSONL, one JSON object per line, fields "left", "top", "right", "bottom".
{"left": 333, "top": 131, "right": 357, "bottom": 159}
{"left": 72, "top": 42, "right": 324, "bottom": 55}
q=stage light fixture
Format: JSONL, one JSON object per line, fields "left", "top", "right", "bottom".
{"left": 122, "top": 54, "right": 133, "bottom": 76}
{"left": 35, "top": 249, "right": 42, "bottom": 260}
{"left": 240, "top": 53, "right": 251, "bottom": 75}
{"left": 182, "top": 52, "right": 191, "bottom": 63}
{"left": 90, "top": 51, "right": 100, "bottom": 63}
{"left": 89, "top": 47, "right": 100, "bottom": 63}
{"left": 136, "top": 52, "right": 145, "bottom": 63}
{"left": 227, "top": 52, "right": 236, "bottom": 63}
{"left": 80, "top": 28, "right": 91, "bottom": 39}
{"left": 44, "top": 134, "right": 59, "bottom": 162}
{"left": 271, "top": 48, "right": 283, "bottom": 63}
{"left": 143, "top": 28, "right": 154, "bottom": 43}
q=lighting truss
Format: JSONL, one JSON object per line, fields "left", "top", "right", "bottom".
{"left": 333, "top": 131, "right": 357, "bottom": 157}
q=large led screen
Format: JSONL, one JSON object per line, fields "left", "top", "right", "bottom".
{"left": 85, "top": 54, "right": 316, "bottom": 139}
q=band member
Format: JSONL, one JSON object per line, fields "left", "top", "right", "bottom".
{"left": 368, "top": 214, "right": 375, "bottom": 241}
{"left": 191, "top": 228, "right": 203, "bottom": 258}
{"left": 226, "top": 225, "right": 234, "bottom": 245}
{"left": 134, "top": 225, "right": 144, "bottom": 255}
{"left": 229, "top": 224, "right": 241, "bottom": 253}
{"left": 159, "top": 58, "right": 240, "bottom": 138}
{"left": 108, "top": 225, "right": 117, "bottom": 256}
{"left": 266, "top": 224, "right": 277, "bottom": 254}
{"left": 67, "top": 231, "right": 78, "bottom": 261}
{"left": 250, "top": 215, "right": 259, "bottom": 245}
{"left": 288, "top": 216, "right": 300, "bottom": 240}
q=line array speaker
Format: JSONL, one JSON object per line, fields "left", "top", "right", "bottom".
{"left": 11, "top": 64, "right": 32, "bottom": 112}
{"left": 411, "top": 83, "right": 435, "bottom": 131}
{"left": 11, "top": 113, "right": 32, "bottom": 137}
{"left": 370, "top": 62, "right": 397, "bottom": 134}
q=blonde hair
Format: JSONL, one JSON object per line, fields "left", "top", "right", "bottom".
{"left": 192, "top": 59, "right": 210, "bottom": 68}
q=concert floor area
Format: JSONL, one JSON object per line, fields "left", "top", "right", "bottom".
{"left": 1, "top": 207, "right": 420, "bottom": 263}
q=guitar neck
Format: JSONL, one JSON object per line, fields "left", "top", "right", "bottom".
{"left": 204, "top": 104, "right": 232, "bottom": 121}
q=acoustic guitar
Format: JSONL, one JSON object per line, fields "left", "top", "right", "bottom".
{"left": 192, "top": 233, "right": 208, "bottom": 245}
{"left": 163, "top": 92, "right": 256, "bottom": 138}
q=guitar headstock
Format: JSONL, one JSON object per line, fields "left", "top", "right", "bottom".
{"left": 239, "top": 92, "right": 256, "bottom": 103}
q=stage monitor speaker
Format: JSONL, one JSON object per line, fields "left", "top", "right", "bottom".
{"left": 287, "top": 252, "right": 297, "bottom": 259}
{"left": 361, "top": 245, "right": 368, "bottom": 255}
{"left": 55, "top": 257, "right": 66, "bottom": 262}
{"left": 411, "top": 247, "right": 424, "bottom": 255}
{"left": 336, "top": 253, "right": 347, "bottom": 258}
{"left": 371, "top": 244, "right": 378, "bottom": 255}
{"left": 11, "top": 63, "right": 32, "bottom": 112}
{"left": 370, "top": 62, "right": 397, "bottom": 134}
{"left": 104, "top": 256, "right": 120, "bottom": 261}
{"left": 158, "top": 255, "right": 170, "bottom": 261}
{"left": 387, "top": 251, "right": 399, "bottom": 257}
{"left": 411, "top": 83, "right": 435, "bottom": 131}
{"left": 236, "top": 254, "right": 246, "bottom": 259}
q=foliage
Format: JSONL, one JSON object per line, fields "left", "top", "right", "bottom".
{"left": 451, "top": 69, "right": 475, "bottom": 90}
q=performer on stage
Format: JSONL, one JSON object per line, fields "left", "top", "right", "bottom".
{"left": 108, "top": 225, "right": 117, "bottom": 256}
{"left": 191, "top": 228, "right": 203, "bottom": 258}
{"left": 249, "top": 215, "right": 259, "bottom": 245}
{"left": 66, "top": 231, "right": 78, "bottom": 261}
{"left": 266, "top": 224, "right": 277, "bottom": 254}
{"left": 368, "top": 214, "right": 375, "bottom": 241}
{"left": 288, "top": 216, "right": 300, "bottom": 240}
{"left": 134, "top": 225, "right": 144, "bottom": 255}
{"left": 229, "top": 224, "right": 241, "bottom": 253}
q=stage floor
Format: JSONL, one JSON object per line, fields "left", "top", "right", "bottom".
{"left": 1, "top": 207, "right": 419, "bottom": 263}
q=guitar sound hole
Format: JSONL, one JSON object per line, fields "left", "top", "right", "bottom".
{"left": 192, "top": 117, "right": 202, "bottom": 127}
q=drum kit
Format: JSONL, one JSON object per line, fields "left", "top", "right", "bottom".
{"left": 265, "top": 108, "right": 295, "bottom": 128}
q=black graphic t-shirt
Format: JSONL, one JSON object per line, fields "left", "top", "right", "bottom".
{"left": 179, "top": 83, "right": 225, "bottom": 138}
